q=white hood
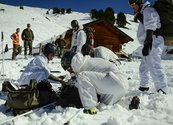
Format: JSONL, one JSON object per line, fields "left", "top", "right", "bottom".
{"left": 71, "top": 52, "right": 88, "bottom": 73}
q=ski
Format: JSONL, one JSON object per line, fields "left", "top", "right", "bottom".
{"left": 20, "top": 69, "right": 61, "bottom": 73}
{"left": 0, "top": 102, "right": 56, "bottom": 125}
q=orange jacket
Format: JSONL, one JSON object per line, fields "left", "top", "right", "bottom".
{"left": 11, "top": 33, "right": 19, "bottom": 45}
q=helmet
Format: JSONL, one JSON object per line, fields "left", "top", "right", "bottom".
{"left": 27, "top": 24, "right": 31, "bottom": 27}
{"left": 128, "top": 0, "right": 143, "bottom": 5}
{"left": 81, "top": 44, "right": 92, "bottom": 56}
{"left": 71, "top": 20, "right": 79, "bottom": 28}
{"left": 61, "top": 51, "right": 76, "bottom": 70}
{"left": 43, "top": 43, "right": 56, "bottom": 57}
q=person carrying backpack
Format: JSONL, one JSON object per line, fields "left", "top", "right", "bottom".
{"left": 61, "top": 51, "right": 128, "bottom": 115}
{"left": 129, "top": 0, "right": 169, "bottom": 94}
{"left": 10, "top": 28, "right": 21, "bottom": 60}
{"left": 70, "top": 20, "right": 86, "bottom": 53}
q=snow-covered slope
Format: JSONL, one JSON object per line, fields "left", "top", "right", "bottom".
{"left": 0, "top": 3, "right": 173, "bottom": 125}
{"left": 0, "top": 4, "right": 92, "bottom": 49}
{"left": 0, "top": 3, "right": 142, "bottom": 55}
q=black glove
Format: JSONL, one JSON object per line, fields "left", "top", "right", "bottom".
{"left": 136, "top": 12, "right": 143, "bottom": 23}
{"left": 142, "top": 44, "right": 151, "bottom": 56}
{"left": 142, "top": 30, "right": 153, "bottom": 56}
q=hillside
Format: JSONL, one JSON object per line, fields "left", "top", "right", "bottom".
{"left": 0, "top": 3, "right": 141, "bottom": 55}
{"left": 0, "top": 3, "right": 173, "bottom": 125}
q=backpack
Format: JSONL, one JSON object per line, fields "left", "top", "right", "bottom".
{"left": 56, "top": 82, "right": 100, "bottom": 108}
{"left": 2, "top": 80, "right": 39, "bottom": 115}
{"left": 137, "top": 0, "right": 173, "bottom": 45}
{"left": 83, "top": 27, "right": 95, "bottom": 46}
{"left": 2, "top": 79, "right": 57, "bottom": 115}
{"left": 56, "top": 84, "right": 83, "bottom": 108}
{"left": 153, "top": 0, "right": 173, "bottom": 41}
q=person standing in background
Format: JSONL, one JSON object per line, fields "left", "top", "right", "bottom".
{"left": 55, "top": 35, "right": 66, "bottom": 58}
{"left": 21, "top": 24, "right": 34, "bottom": 59}
{"left": 10, "top": 28, "right": 21, "bottom": 60}
{"left": 70, "top": 20, "right": 86, "bottom": 53}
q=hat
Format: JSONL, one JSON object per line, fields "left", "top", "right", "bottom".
{"left": 27, "top": 24, "right": 31, "bottom": 27}
{"left": 128, "top": 0, "right": 144, "bottom": 5}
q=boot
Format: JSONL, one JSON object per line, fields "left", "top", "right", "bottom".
{"left": 139, "top": 86, "right": 149, "bottom": 91}
{"left": 83, "top": 107, "right": 97, "bottom": 115}
{"left": 129, "top": 96, "right": 140, "bottom": 110}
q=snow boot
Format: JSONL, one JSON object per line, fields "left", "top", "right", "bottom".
{"left": 139, "top": 86, "right": 149, "bottom": 91}
{"left": 129, "top": 96, "right": 140, "bottom": 110}
{"left": 83, "top": 107, "right": 97, "bottom": 115}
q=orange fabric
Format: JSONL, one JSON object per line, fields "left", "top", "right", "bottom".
{"left": 12, "top": 33, "right": 19, "bottom": 45}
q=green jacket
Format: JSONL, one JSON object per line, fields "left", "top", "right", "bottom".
{"left": 21, "top": 28, "right": 34, "bottom": 41}
{"left": 55, "top": 38, "right": 66, "bottom": 48}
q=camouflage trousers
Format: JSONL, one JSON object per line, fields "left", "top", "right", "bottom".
{"left": 24, "top": 41, "right": 32, "bottom": 56}
{"left": 12, "top": 44, "right": 21, "bottom": 60}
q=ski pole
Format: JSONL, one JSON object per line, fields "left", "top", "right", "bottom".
{"left": 0, "top": 32, "right": 5, "bottom": 80}
{"left": 63, "top": 109, "right": 82, "bottom": 125}
{"left": 0, "top": 102, "right": 56, "bottom": 125}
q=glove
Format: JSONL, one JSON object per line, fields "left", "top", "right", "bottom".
{"left": 142, "top": 30, "right": 153, "bottom": 56}
{"left": 142, "top": 44, "right": 150, "bottom": 56}
{"left": 136, "top": 12, "right": 143, "bottom": 23}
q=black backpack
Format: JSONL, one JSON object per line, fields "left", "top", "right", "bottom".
{"left": 136, "top": 0, "right": 173, "bottom": 45}
{"left": 56, "top": 84, "right": 83, "bottom": 108}
{"left": 153, "top": 0, "right": 173, "bottom": 43}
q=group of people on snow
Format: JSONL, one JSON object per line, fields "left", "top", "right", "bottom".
{"left": 11, "top": 24, "right": 34, "bottom": 60}
{"left": 12, "top": 0, "right": 169, "bottom": 115}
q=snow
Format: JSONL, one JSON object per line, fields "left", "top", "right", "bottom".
{"left": 0, "top": 3, "right": 173, "bottom": 125}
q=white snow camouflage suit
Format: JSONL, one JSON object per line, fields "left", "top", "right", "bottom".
{"left": 137, "top": 1, "right": 168, "bottom": 93}
{"left": 70, "top": 26, "right": 87, "bottom": 53}
{"left": 18, "top": 53, "right": 51, "bottom": 85}
{"left": 71, "top": 53, "right": 128, "bottom": 109}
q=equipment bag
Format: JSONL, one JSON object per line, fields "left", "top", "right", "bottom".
{"left": 2, "top": 79, "right": 57, "bottom": 115}
{"left": 2, "top": 80, "right": 39, "bottom": 115}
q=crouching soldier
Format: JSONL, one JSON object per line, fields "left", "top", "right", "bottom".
{"left": 60, "top": 51, "right": 128, "bottom": 114}
{"left": 18, "top": 43, "right": 64, "bottom": 85}
{"left": 18, "top": 43, "right": 65, "bottom": 106}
